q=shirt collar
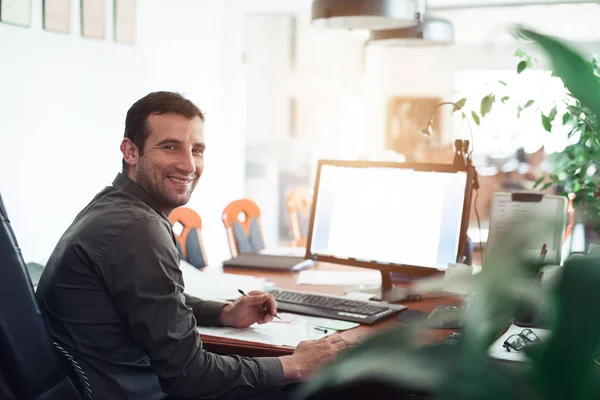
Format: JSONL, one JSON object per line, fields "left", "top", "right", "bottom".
{"left": 112, "top": 173, "right": 170, "bottom": 222}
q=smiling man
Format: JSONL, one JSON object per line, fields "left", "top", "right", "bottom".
{"left": 35, "top": 92, "right": 349, "bottom": 400}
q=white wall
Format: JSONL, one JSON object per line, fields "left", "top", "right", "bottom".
{"left": 0, "top": 0, "right": 246, "bottom": 264}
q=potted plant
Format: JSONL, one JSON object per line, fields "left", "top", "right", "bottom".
{"left": 291, "top": 28, "right": 600, "bottom": 400}
{"left": 455, "top": 38, "right": 600, "bottom": 236}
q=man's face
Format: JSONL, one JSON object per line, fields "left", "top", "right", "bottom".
{"left": 125, "top": 112, "right": 205, "bottom": 213}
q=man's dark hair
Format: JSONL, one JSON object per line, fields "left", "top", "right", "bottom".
{"left": 122, "top": 91, "right": 205, "bottom": 172}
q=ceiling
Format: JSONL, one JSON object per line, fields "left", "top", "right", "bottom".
{"left": 241, "top": 0, "right": 600, "bottom": 43}
{"left": 428, "top": 0, "right": 598, "bottom": 9}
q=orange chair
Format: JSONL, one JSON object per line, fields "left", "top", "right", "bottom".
{"left": 286, "top": 186, "right": 313, "bottom": 242}
{"left": 168, "top": 207, "right": 208, "bottom": 269}
{"left": 222, "top": 199, "right": 265, "bottom": 257}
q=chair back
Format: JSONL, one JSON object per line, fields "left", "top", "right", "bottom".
{"left": 0, "top": 192, "right": 88, "bottom": 399}
{"left": 222, "top": 199, "right": 265, "bottom": 257}
{"left": 286, "top": 186, "right": 313, "bottom": 241}
{"left": 168, "top": 207, "right": 208, "bottom": 269}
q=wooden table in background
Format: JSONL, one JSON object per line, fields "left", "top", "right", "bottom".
{"left": 200, "top": 261, "right": 465, "bottom": 357}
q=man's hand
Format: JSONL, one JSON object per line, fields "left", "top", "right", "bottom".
{"left": 279, "top": 334, "right": 351, "bottom": 384}
{"left": 219, "top": 291, "right": 277, "bottom": 328}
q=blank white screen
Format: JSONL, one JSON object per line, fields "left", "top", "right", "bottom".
{"left": 309, "top": 165, "right": 468, "bottom": 270}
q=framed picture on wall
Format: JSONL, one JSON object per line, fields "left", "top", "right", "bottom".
{"left": 81, "top": 0, "right": 105, "bottom": 39}
{"left": 0, "top": 0, "right": 31, "bottom": 27}
{"left": 114, "top": 0, "right": 135, "bottom": 44}
{"left": 43, "top": 0, "right": 70, "bottom": 33}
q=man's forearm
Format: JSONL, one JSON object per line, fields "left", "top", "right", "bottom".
{"left": 183, "top": 294, "right": 228, "bottom": 326}
{"left": 165, "top": 347, "right": 284, "bottom": 398}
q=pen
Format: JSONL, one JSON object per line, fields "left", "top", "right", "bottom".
{"left": 238, "top": 289, "right": 281, "bottom": 320}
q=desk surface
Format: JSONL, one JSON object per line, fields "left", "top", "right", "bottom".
{"left": 199, "top": 261, "right": 463, "bottom": 357}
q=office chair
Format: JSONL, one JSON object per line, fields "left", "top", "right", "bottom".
{"left": 0, "top": 192, "right": 91, "bottom": 400}
{"left": 222, "top": 198, "right": 265, "bottom": 257}
{"left": 169, "top": 207, "right": 208, "bottom": 269}
{"left": 285, "top": 186, "right": 313, "bottom": 242}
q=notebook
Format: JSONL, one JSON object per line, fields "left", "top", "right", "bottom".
{"left": 222, "top": 253, "right": 315, "bottom": 272}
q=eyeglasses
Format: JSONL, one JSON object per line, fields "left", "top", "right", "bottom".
{"left": 503, "top": 329, "right": 540, "bottom": 352}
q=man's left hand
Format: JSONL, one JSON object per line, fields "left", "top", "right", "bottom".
{"left": 219, "top": 291, "right": 278, "bottom": 328}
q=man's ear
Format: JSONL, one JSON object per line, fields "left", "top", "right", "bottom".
{"left": 120, "top": 138, "right": 139, "bottom": 169}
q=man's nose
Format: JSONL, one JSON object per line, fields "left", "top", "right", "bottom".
{"left": 176, "top": 150, "right": 196, "bottom": 174}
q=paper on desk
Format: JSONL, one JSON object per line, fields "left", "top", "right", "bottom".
{"left": 259, "top": 246, "right": 306, "bottom": 257}
{"left": 488, "top": 324, "right": 550, "bottom": 362}
{"left": 180, "top": 261, "right": 266, "bottom": 301}
{"left": 297, "top": 270, "right": 381, "bottom": 286}
{"left": 197, "top": 314, "right": 342, "bottom": 347}
{"left": 344, "top": 291, "right": 376, "bottom": 301}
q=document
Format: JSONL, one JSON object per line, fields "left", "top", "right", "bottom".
{"left": 197, "top": 314, "right": 356, "bottom": 347}
{"left": 488, "top": 324, "right": 550, "bottom": 362}
{"left": 180, "top": 261, "right": 266, "bottom": 301}
{"left": 297, "top": 270, "right": 381, "bottom": 286}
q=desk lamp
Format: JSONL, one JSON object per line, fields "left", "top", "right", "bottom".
{"left": 421, "top": 101, "right": 481, "bottom": 262}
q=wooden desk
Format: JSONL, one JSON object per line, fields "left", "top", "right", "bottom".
{"left": 200, "top": 262, "right": 463, "bottom": 357}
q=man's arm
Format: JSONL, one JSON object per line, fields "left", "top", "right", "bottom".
{"left": 101, "top": 216, "right": 283, "bottom": 398}
{"left": 183, "top": 293, "right": 227, "bottom": 327}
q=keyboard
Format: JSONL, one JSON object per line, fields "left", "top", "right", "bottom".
{"left": 269, "top": 289, "right": 407, "bottom": 324}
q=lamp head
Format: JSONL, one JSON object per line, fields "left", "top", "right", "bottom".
{"left": 420, "top": 123, "right": 433, "bottom": 137}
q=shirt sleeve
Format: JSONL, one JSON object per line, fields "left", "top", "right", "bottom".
{"left": 183, "top": 294, "right": 228, "bottom": 327}
{"left": 101, "top": 216, "right": 284, "bottom": 398}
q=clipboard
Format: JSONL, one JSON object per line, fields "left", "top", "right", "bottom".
{"left": 486, "top": 192, "right": 567, "bottom": 265}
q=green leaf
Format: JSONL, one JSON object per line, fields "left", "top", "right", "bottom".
{"left": 480, "top": 95, "right": 495, "bottom": 117}
{"left": 453, "top": 98, "right": 467, "bottom": 112}
{"left": 501, "top": 96, "right": 510, "bottom": 104}
{"left": 498, "top": 80, "right": 508, "bottom": 86}
{"left": 533, "top": 176, "right": 545, "bottom": 189}
{"left": 548, "top": 106, "right": 558, "bottom": 121}
{"left": 472, "top": 111, "right": 480, "bottom": 125}
{"left": 518, "top": 27, "right": 600, "bottom": 128}
{"left": 524, "top": 100, "right": 535, "bottom": 108}
{"left": 542, "top": 113, "right": 552, "bottom": 132}
{"left": 517, "top": 61, "right": 528, "bottom": 74}
{"left": 540, "top": 181, "right": 554, "bottom": 191}
{"left": 562, "top": 112, "right": 571, "bottom": 125}
{"left": 515, "top": 49, "right": 525, "bottom": 58}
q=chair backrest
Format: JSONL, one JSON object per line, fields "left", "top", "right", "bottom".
{"left": 0, "top": 192, "right": 87, "bottom": 399}
{"left": 168, "top": 207, "right": 208, "bottom": 269}
{"left": 285, "top": 186, "right": 313, "bottom": 241}
{"left": 222, "top": 198, "right": 265, "bottom": 257}
{"left": 564, "top": 192, "right": 576, "bottom": 242}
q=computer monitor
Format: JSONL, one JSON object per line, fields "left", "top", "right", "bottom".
{"left": 305, "top": 160, "right": 474, "bottom": 301}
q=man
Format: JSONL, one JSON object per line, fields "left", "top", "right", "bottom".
{"left": 36, "top": 91, "right": 349, "bottom": 400}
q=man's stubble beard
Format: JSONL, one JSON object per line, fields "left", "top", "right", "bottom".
{"left": 135, "top": 159, "right": 196, "bottom": 210}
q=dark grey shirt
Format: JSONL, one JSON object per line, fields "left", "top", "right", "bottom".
{"left": 35, "top": 173, "right": 283, "bottom": 400}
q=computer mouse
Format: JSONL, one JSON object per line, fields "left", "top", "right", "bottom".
{"left": 426, "top": 305, "right": 462, "bottom": 329}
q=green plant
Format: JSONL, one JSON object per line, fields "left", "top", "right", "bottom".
{"left": 291, "top": 29, "right": 600, "bottom": 400}
{"left": 455, "top": 37, "right": 600, "bottom": 231}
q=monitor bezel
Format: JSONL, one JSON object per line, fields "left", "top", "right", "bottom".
{"left": 304, "top": 159, "right": 474, "bottom": 277}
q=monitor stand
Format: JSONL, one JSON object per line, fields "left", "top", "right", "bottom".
{"left": 348, "top": 270, "right": 409, "bottom": 303}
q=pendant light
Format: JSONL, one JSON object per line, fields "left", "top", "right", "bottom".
{"left": 369, "top": 16, "right": 454, "bottom": 46}
{"left": 311, "top": 0, "right": 419, "bottom": 30}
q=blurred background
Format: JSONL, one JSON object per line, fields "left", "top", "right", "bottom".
{"left": 1, "top": 0, "right": 598, "bottom": 265}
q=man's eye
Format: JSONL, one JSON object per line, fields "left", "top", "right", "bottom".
{"left": 193, "top": 149, "right": 204, "bottom": 155}
{"left": 164, "top": 145, "right": 176, "bottom": 150}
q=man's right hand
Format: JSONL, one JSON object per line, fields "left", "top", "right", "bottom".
{"left": 278, "top": 334, "right": 351, "bottom": 384}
